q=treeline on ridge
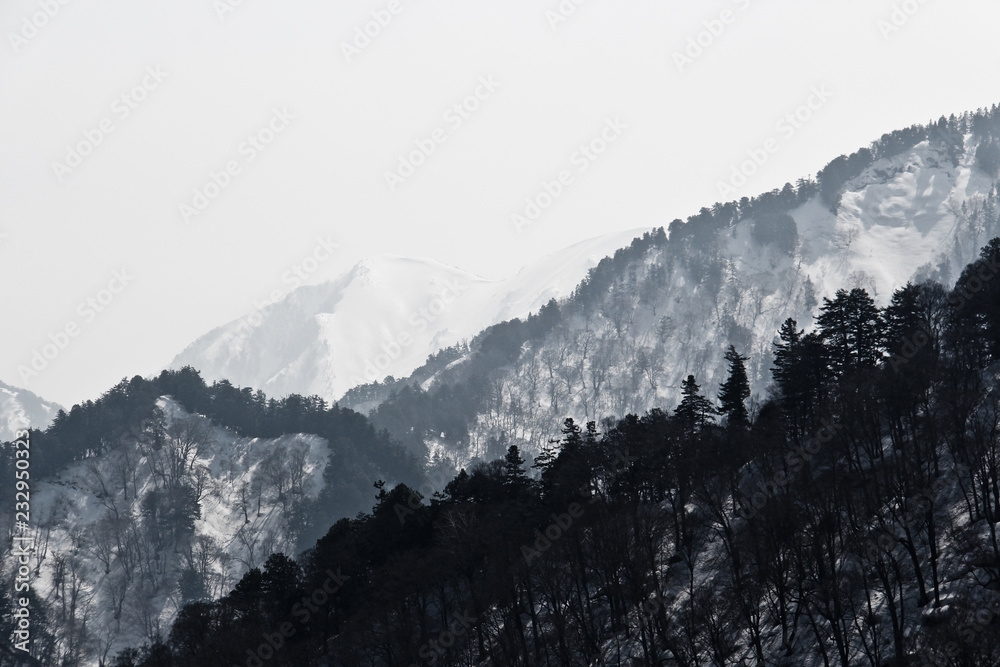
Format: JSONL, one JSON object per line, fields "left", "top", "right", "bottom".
{"left": 111, "top": 239, "right": 1000, "bottom": 666}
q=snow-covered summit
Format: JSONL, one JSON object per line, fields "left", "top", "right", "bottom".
{"left": 0, "top": 379, "right": 62, "bottom": 441}
{"left": 170, "top": 229, "right": 647, "bottom": 401}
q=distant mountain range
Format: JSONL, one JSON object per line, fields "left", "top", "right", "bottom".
{"left": 0, "top": 378, "right": 62, "bottom": 440}
{"left": 171, "top": 114, "right": 1000, "bottom": 474}
{"left": 9, "top": 103, "right": 1000, "bottom": 667}
{"left": 169, "top": 229, "right": 646, "bottom": 402}
{"left": 355, "top": 114, "right": 1000, "bottom": 468}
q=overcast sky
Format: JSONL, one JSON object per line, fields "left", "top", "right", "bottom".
{"left": 2, "top": 0, "right": 998, "bottom": 408}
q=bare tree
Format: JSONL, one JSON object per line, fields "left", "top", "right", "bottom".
{"left": 236, "top": 481, "right": 252, "bottom": 524}
{"left": 165, "top": 415, "right": 211, "bottom": 484}
{"left": 262, "top": 448, "right": 291, "bottom": 512}
{"left": 235, "top": 525, "right": 259, "bottom": 570}
{"left": 88, "top": 459, "right": 119, "bottom": 518}
{"left": 251, "top": 470, "right": 266, "bottom": 517}
{"left": 288, "top": 444, "right": 310, "bottom": 496}
{"left": 107, "top": 570, "right": 129, "bottom": 623}
{"left": 111, "top": 444, "right": 141, "bottom": 503}
{"left": 96, "top": 624, "right": 119, "bottom": 667}
{"left": 191, "top": 465, "right": 212, "bottom": 504}
{"left": 91, "top": 515, "right": 117, "bottom": 575}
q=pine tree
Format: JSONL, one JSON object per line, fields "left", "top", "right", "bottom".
{"left": 374, "top": 479, "right": 389, "bottom": 504}
{"left": 535, "top": 418, "right": 594, "bottom": 501}
{"left": 816, "top": 289, "right": 851, "bottom": 374}
{"left": 674, "top": 374, "right": 717, "bottom": 432}
{"left": 719, "top": 346, "right": 751, "bottom": 429}
{"left": 772, "top": 318, "right": 802, "bottom": 393}
{"left": 502, "top": 445, "right": 528, "bottom": 491}
{"left": 849, "top": 287, "right": 885, "bottom": 367}
{"left": 816, "top": 287, "right": 883, "bottom": 375}
{"left": 883, "top": 283, "right": 922, "bottom": 352}
{"left": 950, "top": 238, "right": 1000, "bottom": 365}
{"left": 771, "top": 319, "right": 829, "bottom": 442}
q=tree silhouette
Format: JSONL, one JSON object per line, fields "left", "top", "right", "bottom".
{"left": 674, "top": 374, "right": 717, "bottom": 432}
{"left": 718, "top": 346, "right": 751, "bottom": 430}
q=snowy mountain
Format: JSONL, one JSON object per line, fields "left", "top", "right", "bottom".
{"left": 364, "top": 122, "right": 1000, "bottom": 470}
{"left": 169, "top": 229, "right": 646, "bottom": 403}
{"left": 16, "top": 107, "right": 1000, "bottom": 666}
{"left": 0, "top": 379, "right": 62, "bottom": 440}
{"left": 11, "top": 396, "right": 331, "bottom": 663}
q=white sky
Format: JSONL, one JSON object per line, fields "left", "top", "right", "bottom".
{"left": 2, "top": 0, "right": 998, "bottom": 408}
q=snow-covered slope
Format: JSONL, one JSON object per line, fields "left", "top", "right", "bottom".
{"left": 0, "top": 379, "right": 62, "bottom": 440}
{"left": 21, "top": 397, "right": 329, "bottom": 662}
{"left": 793, "top": 137, "right": 990, "bottom": 299}
{"left": 419, "top": 134, "right": 1000, "bottom": 467}
{"left": 170, "top": 229, "right": 646, "bottom": 401}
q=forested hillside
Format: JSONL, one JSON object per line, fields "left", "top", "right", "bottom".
{"left": 8, "top": 105, "right": 1000, "bottom": 666}
{"left": 358, "top": 107, "right": 1000, "bottom": 477}
{"left": 0, "top": 370, "right": 422, "bottom": 664}
{"left": 111, "top": 239, "right": 1000, "bottom": 666}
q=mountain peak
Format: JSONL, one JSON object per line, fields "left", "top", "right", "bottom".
{"left": 170, "top": 231, "right": 641, "bottom": 401}
{"left": 0, "top": 379, "right": 63, "bottom": 440}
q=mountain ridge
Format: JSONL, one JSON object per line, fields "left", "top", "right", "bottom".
{"left": 359, "top": 111, "right": 1000, "bottom": 471}
{"left": 0, "top": 379, "right": 62, "bottom": 441}
{"left": 169, "top": 228, "right": 649, "bottom": 402}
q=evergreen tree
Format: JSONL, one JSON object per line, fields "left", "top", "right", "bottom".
{"left": 719, "top": 345, "right": 751, "bottom": 429}
{"left": 502, "top": 444, "right": 528, "bottom": 492}
{"left": 771, "top": 318, "right": 802, "bottom": 394}
{"left": 674, "top": 374, "right": 717, "bottom": 432}
{"left": 771, "top": 320, "right": 828, "bottom": 442}
{"left": 883, "top": 282, "right": 923, "bottom": 357}
{"left": 949, "top": 237, "right": 1000, "bottom": 366}
{"left": 816, "top": 288, "right": 883, "bottom": 375}
{"left": 179, "top": 568, "right": 208, "bottom": 605}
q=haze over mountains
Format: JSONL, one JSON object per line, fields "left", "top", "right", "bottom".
{"left": 169, "top": 229, "right": 646, "bottom": 403}
{"left": 164, "top": 118, "right": 1000, "bottom": 476}
{"left": 422, "top": 125, "right": 1000, "bottom": 464}
{"left": 5, "top": 104, "right": 1000, "bottom": 665}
